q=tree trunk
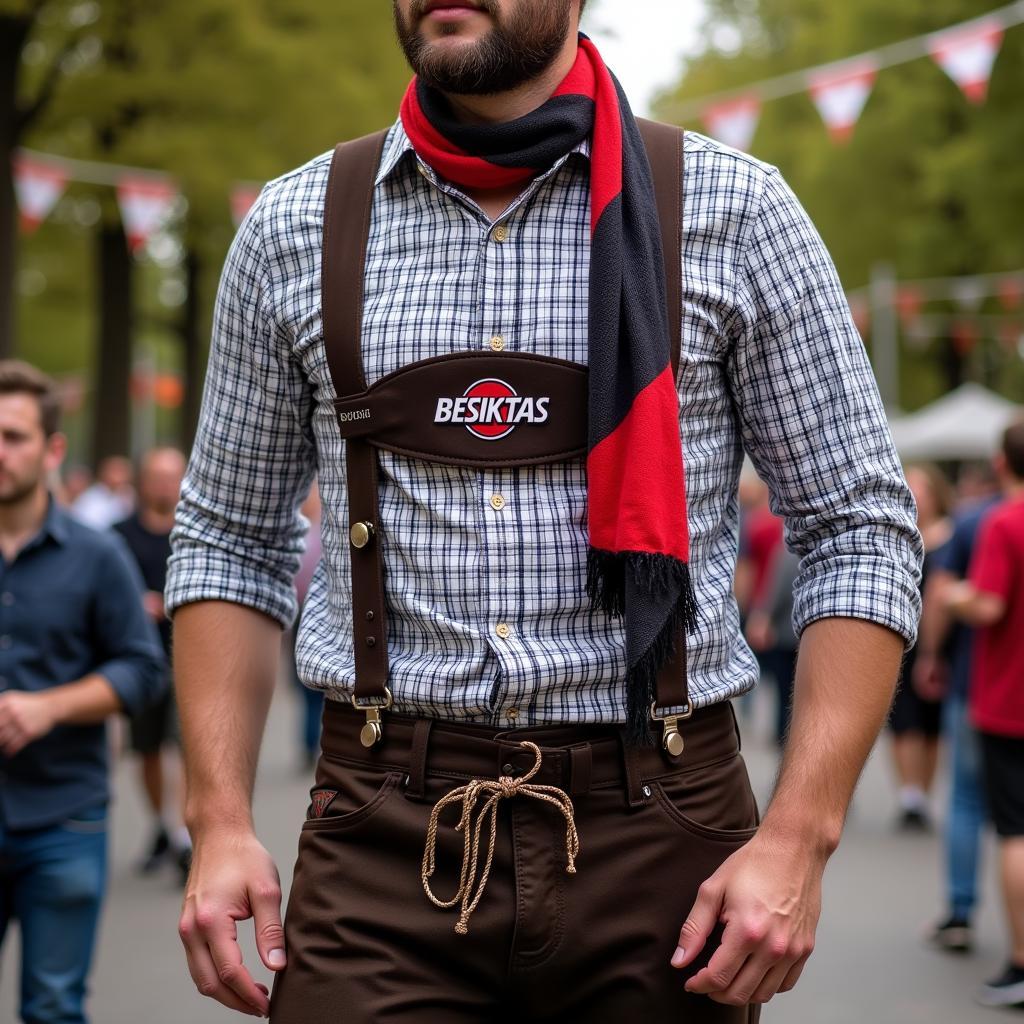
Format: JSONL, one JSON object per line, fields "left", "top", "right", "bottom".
{"left": 181, "top": 246, "right": 204, "bottom": 452}
{"left": 0, "top": 15, "right": 31, "bottom": 359}
{"left": 92, "top": 221, "right": 134, "bottom": 465}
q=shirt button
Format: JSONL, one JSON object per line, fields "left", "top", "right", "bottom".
{"left": 495, "top": 622, "right": 511, "bottom": 640}
{"left": 0, "top": 592, "right": 12, "bottom": 606}
{"left": 488, "top": 334, "right": 505, "bottom": 352}
{"left": 506, "top": 707, "right": 519, "bottom": 720}
{"left": 489, "top": 493, "right": 506, "bottom": 511}
{"left": 491, "top": 224, "right": 509, "bottom": 243}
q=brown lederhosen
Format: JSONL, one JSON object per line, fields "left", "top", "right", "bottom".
{"left": 268, "top": 122, "right": 761, "bottom": 1022}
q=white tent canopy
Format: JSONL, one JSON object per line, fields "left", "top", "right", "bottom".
{"left": 887, "top": 383, "right": 1022, "bottom": 461}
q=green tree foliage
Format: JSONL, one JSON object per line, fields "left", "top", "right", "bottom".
{"left": 654, "top": 0, "right": 1024, "bottom": 407}
{"left": 9, "top": 1, "right": 410, "bottom": 457}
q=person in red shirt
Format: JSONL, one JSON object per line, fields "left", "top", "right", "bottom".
{"left": 947, "top": 419, "right": 1024, "bottom": 1009}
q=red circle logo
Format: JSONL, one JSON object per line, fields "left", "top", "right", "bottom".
{"left": 464, "top": 378, "right": 517, "bottom": 441}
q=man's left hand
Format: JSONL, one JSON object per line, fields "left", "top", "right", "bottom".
{"left": 670, "top": 829, "right": 825, "bottom": 1005}
{"left": 0, "top": 691, "right": 58, "bottom": 756}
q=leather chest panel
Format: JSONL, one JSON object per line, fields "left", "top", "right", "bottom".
{"left": 333, "top": 351, "right": 588, "bottom": 468}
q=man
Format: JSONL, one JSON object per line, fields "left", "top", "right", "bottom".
{"left": 946, "top": 421, "right": 1024, "bottom": 1009}
{"left": 70, "top": 454, "right": 135, "bottom": 530}
{"left": 0, "top": 360, "right": 166, "bottom": 1024}
{"left": 167, "top": 2, "right": 921, "bottom": 1019}
{"left": 916, "top": 471, "right": 999, "bottom": 953}
{"left": 113, "top": 447, "right": 193, "bottom": 882}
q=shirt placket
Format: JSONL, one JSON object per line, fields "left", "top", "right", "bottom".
{"left": 479, "top": 207, "right": 527, "bottom": 726}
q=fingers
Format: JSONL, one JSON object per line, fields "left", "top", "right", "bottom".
{"left": 714, "top": 955, "right": 789, "bottom": 1006}
{"left": 179, "top": 901, "right": 271, "bottom": 1017}
{"left": 781, "top": 951, "right": 812, "bottom": 992}
{"left": 683, "top": 916, "right": 754, "bottom": 994}
{"left": 249, "top": 876, "right": 287, "bottom": 972}
{"left": 670, "top": 878, "right": 724, "bottom": 969}
{"left": 687, "top": 919, "right": 815, "bottom": 1006}
{"left": 183, "top": 941, "right": 266, "bottom": 1018}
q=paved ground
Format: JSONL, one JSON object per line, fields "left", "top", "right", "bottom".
{"left": 2, "top": 683, "right": 1019, "bottom": 1024}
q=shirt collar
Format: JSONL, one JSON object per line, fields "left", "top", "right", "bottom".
{"left": 41, "top": 492, "right": 70, "bottom": 546}
{"left": 375, "top": 118, "right": 592, "bottom": 188}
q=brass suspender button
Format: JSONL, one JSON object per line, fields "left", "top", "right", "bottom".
{"left": 664, "top": 730, "right": 685, "bottom": 757}
{"left": 491, "top": 224, "right": 509, "bottom": 243}
{"left": 349, "top": 521, "right": 374, "bottom": 548}
{"left": 488, "top": 334, "right": 505, "bottom": 352}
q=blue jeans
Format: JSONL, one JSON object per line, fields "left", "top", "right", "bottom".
{"left": 943, "top": 694, "right": 987, "bottom": 921}
{"left": 0, "top": 803, "right": 108, "bottom": 1024}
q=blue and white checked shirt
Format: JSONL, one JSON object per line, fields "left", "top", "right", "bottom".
{"left": 165, "top": 120, "right": 923, "bottom": 726}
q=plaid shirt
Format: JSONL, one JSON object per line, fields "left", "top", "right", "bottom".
{"left": 165, "top": 120, "right": 922, "bottom": 726}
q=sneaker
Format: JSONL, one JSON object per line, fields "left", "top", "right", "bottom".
{"left": 136, "top": 826, "right": 170, "bottom": 874}
{"left": 175, "top": 845, "right": 193, "bottom": 887}
{"left": 976, "top": 963, "right": 1024, "bottom": 1008}
{"left": 898, "top": 808, "right": 932, "bottom": 832}
{"left": 925, "top": 915, "right": 972, "bottom": 954}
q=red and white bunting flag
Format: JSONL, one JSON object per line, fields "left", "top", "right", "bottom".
{"left": 13, "top": 155, "right": 68, "bottom": 233}
{"left": 809, "top": 59, "right": 878, "bottom": 143}
{"left": 930, "top": 19, "right": 1004, "bottom": 104}
{"left": 230, "top": 183, "right": 262, "bottom": 227}
{"left": 116, "top": 175, "right": 178, "bottom": 252}
{"left": 702, "top": 96, "right": 762, "bottom": 152}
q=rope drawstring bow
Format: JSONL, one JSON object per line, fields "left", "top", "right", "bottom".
{"left": 421, "top": 741, "right": 580, "bottom": 935}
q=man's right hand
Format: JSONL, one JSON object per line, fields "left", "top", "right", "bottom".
{"left": 178, "top": 830, "right": 286, "bottom": 1018}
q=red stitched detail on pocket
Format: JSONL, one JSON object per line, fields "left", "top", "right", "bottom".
{"left": 309, "top": 789, "right": 339, "bottom": 819}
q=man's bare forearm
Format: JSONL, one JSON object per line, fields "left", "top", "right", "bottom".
{"left": 173, "top": 600, "right": 282, "bottom": 839}
{"left": 760, "top": 617, "right": 905, "bottom": 855}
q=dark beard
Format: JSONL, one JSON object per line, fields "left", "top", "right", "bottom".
{"left": 393, "top": 1, "right": 573, "bottom": 96}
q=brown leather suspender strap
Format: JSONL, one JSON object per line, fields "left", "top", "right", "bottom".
{"left": 322, "top": 130, "right": 391, "bottom": 711}
{"left": 637, "top": 120, "right": 692, "bottom": 733}
{"left": 322, "top": 122, "right": 691, "bottom": 741}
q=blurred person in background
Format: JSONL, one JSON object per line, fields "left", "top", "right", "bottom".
{"left": 70, "top": 454, "right": 135, "bottom": 530}
{"left": 946, "top": 421, "right": 1024, "bottom": 1009}
{"left": 888, "top": 463, "right": 953, "bottom": 831}
{"left": 0, "top": 360, "right": 166, "bottom": 1024}
{"left": 167, "top": 1, "right": 921, "bottom": 1019}
{"left": 745, "top": 546, "right": 800, "bottom": 746}
{"left": 916, "top": 466, "right": 1000, "bottom": 954}
{"left": 733, "top": 471, "right": 782, "bottom": 624}
{"left": 58, "top": 464, "right": 94, "bottom": 507}
{"left": 285, "top": 480, "right": 324, "bottom": 773}
{"left": 113, "top": 447, "right": 192, "bottom": 884}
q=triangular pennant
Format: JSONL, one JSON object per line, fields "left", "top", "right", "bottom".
{"left": 998, "top": 277, "right": 1024, "bottom": 311}
{"left": 702, "top": 96, "right": 762, "bottom": 152}
{"left": 116, "top": 175, "right": 178, "bottom": 252}
{"left": 896, "top": 287, "right": 924, "bottom": 324}
{"left": 13, "top": 154, "right": 68, "bottom": 234}
{"left": 809, "top": 59, "right": 878, "bottom": 143}
{"left": 230, "top": 183, "right": 262, "bottom": 228}
{"left": 929, "top": 19, "right": 1004, "bottom": 104}
{"left": 309, "top": 789, "right": 338, "bottom": 819}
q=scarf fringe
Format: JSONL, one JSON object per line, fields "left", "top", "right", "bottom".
{"left": 587, "top": 550, "right": 698, "bottom": 745}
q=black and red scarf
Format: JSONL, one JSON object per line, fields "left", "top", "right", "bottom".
{"left": 401, "top": 36, "right": 695, "bottom": 743}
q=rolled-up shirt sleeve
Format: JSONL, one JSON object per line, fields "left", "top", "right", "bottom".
{"left": 164, "top": 187, "right": 316, "bottom": 628}
{"left": 729, "top": 168, "right": 923, "bottom": 646}
{"left": 93, "top": 535, "right": 167, "bottom": 717}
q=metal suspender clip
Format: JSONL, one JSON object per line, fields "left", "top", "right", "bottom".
{"left": 352, "top": 687, "right": 393, "bottom": 748}
{"left": 650, "top": 701, "right": 693, "bottom": 757}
